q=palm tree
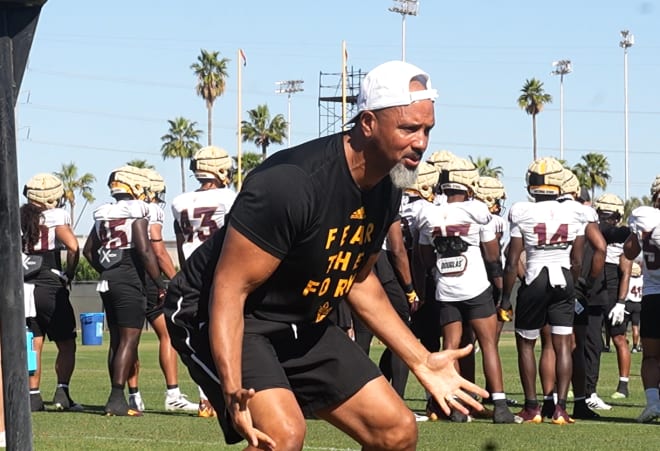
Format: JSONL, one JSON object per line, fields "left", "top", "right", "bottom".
{"left": 517, "top": 78, "right": 553, "bottom": 161}
{"left": 160, "top": 117, "right": 203, "bottom": 192}
{"left": 126, "top": 159, "right": 154, "bottom": 169}
{"left": 191, "top": 49, "right": 230, "bottom": 146}
{"left": 624, "top": 195, "right": 652, "bottom": 223}
{"left": 572, "top": 152, "right": 611, "bottom": 200}
{"left": 469, "top": 156, "right": 503, "bottom": 178}
{"left": 55, "top": 162, "right": 96, "bottom": 228}
{"left": 232, "top": 151, "right": 263, "bottom": 188}
{"left": 241, "top": 104, "right": 287, "bottom": 161}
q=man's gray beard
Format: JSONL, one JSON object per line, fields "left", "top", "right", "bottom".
{"left": 389, "top": 162, "right": 418, "bottom": 189}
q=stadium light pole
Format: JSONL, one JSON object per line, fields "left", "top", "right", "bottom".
{"left": 275, "top": 80, "right": 304, "bottom": 148}
{"left": 620, "top": 30, "right": 634, "bottom": 201}
{"left": 388, "top": 0, "right": 419, "bottom": 62}
{"left": 551, "top": 60, "right": 572, "bottom": 161}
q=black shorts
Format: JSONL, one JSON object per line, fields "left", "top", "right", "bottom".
{"left": 101, "top": 280, "right": 147, "bottom": 329}
{"left": 625, "top": 301, "right": 641, "bottom": 327}
{"left": 515, "top": 267, "right": 575, "bottom": 331}
{"left": 605, "top": 315, "right": 628, "bottom": 337}
{"left": 438, "top": 287, "right": 495, "bottom": 326}
{"left": 144, "top": 278, "right": 163, "bottom": 324}
{"left": 27, "top": 284, "right": 76, "bottom": 341}
{"left": 168, "top": 315, "right": 381, "bottom": 444}
{"left": 640, "top": 294, "right": 660, "bottom": 339}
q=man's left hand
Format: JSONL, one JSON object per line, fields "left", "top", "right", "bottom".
{"left": 413, "top": 345, "right": 489, "bottom": 416}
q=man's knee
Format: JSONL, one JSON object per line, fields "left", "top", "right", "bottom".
{"left": 261, "top": 417, "right": 306, "bottom": 451}
{"left": 362, "top": 409, "right": 417, "bottom": 450}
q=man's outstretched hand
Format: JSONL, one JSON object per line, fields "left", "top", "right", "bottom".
{"left": 413, "top": 345, "right": 489, "bottom": 416}
{"left": 227, "top": 388, "right": 277, "bottom": 451}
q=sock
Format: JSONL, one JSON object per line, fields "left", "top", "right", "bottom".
{"left": 167, "top": 386, "right": 180, "bottom": 397}
{"left": 110, "top": 386, "right": 125, "bottom": 401}
{"left": 525, "top": 399, "right": 538, "bottom": 409}
{"left": 644, "top": 388, "right": 659, "bottom": 405}
{"left": 29, "top": 389, "right": 40, "bottom": 395}
{"left": 573, "top": 396, "right": 586, "bottom": 402}
{"left": 198, "top": 386, "right": 208, "bottom": 401}
{"left": 557, "top": 399, "right": 567, "bottom": 409}
{"left": 128, "top": 387, "right": 139, "bottom": 395}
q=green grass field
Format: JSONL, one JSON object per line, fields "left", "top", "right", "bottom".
{"left": 32, "top": 331, "right": 659, "bottom": 450}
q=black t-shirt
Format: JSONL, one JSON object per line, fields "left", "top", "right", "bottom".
{"left": 170, "top": 132, "right": 400, "bottom": 326}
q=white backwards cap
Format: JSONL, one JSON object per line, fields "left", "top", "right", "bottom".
{"left": 350, "top": 60, "right": 437, "bottom": 123}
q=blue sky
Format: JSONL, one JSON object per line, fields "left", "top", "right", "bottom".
{"left": 17, "top": 1, "right": 660, "bottom": 239}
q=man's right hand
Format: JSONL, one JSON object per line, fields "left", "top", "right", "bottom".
{"left": 227, "top": 388, "right": 276, "bottom": 451}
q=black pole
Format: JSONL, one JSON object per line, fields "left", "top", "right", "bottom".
{"left": 0, "top": 2, "right": 47, "bottom": 450}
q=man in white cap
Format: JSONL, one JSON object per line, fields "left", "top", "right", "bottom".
{"left": 164, "top": 60, "right": 487, "bottom": 449}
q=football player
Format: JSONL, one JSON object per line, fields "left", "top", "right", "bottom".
{"left": 21, "top": 173, "right": 82, "bottom": 412}
{"left": 125, "top": 168, "right": 198, "bottom": 413}
{"left": 83, "top": 166, "right": 165, "bottom": 416}
{"left": 623, "top": 175, "right": 660, "bottom": 423}
{"left": 503, "top": 157, "right": 600, "bottom": 424}
{"left": 171, "top": 145, "right": 237, "bottom": 266}
{"left": 418, "top": 158, "right": 518, "bottom": 424}
{"left": 170, "top": 145, "right": 237, "bottom": 417}
{"left": 426, "top": 149, "right": 457, "bottom": 206}
{"left": 626, "top": 262, "right": 643, "bottom": 353}
{"left": 593, "top": 194, "right": 632, "bottom": 401}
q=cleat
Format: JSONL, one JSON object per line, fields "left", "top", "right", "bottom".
{"left": 105, "top": 397, "right": 143, "bottom": 417}
{"left": 611, "top": 391, "right": 628, "bottom": 399}
{"left": 493, "top": 404, "right": 519, "bottom": 424}
{"left": 449, "top": 408, "right": 472, "bottom": 423}
{"left": 572, "top": 402, "right": 600, "bottom": 420}
{"left": 414, "top": 412, "right": 429, "bottom": 422}
{"left": 128, "top": 393, "right": 145, "bottom": 412}
{"left": 165, "top": 392, "right": 198, "bottom": 412}
{"left": 541, "top": 399, "right": 555, "bottom": 419}
{"left": 637, "top": 404, "right": 660, "bottom": 423}
{"left": 551, "top": 405, "right": 575, "bottom": 425}
{"left": 586, "top": 393, "right": 612, "bottom": 410}
{"left": 198, "top": 399, "right": 217, "bottom": 418}
{"left": 517, "top": 406, "right": 542, "bottom": 424}
{"left": 425, "top": 397, "right": 444, "bottom": 422}
{"left": 470, "top": 403, "right": 493, "bottom": 420}
{"left": 30, "top": 393, "right": 45, "bottom": 412}
{"left": 52, "top": 387, "right": 83, "bottom": 412}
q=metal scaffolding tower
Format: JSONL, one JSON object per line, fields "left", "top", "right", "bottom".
{"left": 318, "top": 67, "right": 365, "bottom": 136}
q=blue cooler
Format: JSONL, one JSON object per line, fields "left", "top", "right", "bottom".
{"left": 80, "top": 312, "right": 104, "bottom": 345}
{"left": 26, "top": 328, "right": 37, "bottom": 374}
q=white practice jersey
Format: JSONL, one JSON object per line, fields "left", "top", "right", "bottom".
{"left": 509, "top": 200, "right": 591, "bottom": 287}
{"left": 400, "top": 194, "right": 432, "bottom": 252}
{"left": 93, "top": 199, "right": 149, "bottom": 250}
{"left": 628, "top": 206, "right": 660, "bottom": 296}
{"left": 627, "top": 275, "right": 643, "bottom": 303}
{"left": 418, "top": 200, "right": 495, "bottom": 302}
{"left": 146, "top": 202, "right": 165, "bottom": 226}
{"left": 171, "top": 188, "right": 237, "bottom": 259}
{"left": 31, "top": 208, "right": 70, "bottom": 253}
{"left": 606, "top": 242, "right": 624, "bottom": 265}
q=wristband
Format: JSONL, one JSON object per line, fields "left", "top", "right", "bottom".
{"left": 403, "top": 283, "right": 415, "bottom": 294}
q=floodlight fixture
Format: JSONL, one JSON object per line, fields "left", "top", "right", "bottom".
{"left": 388, "top": 0, "right": 419, "bottom": 61}
{"left": 619, "top": 30, "right": 634, "bottom": 200}
{"left": 275, "top": 80, "right": 304, "bottom": 147}
{"left": 551, "top": 59, "right": 572, "bottom": 159}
